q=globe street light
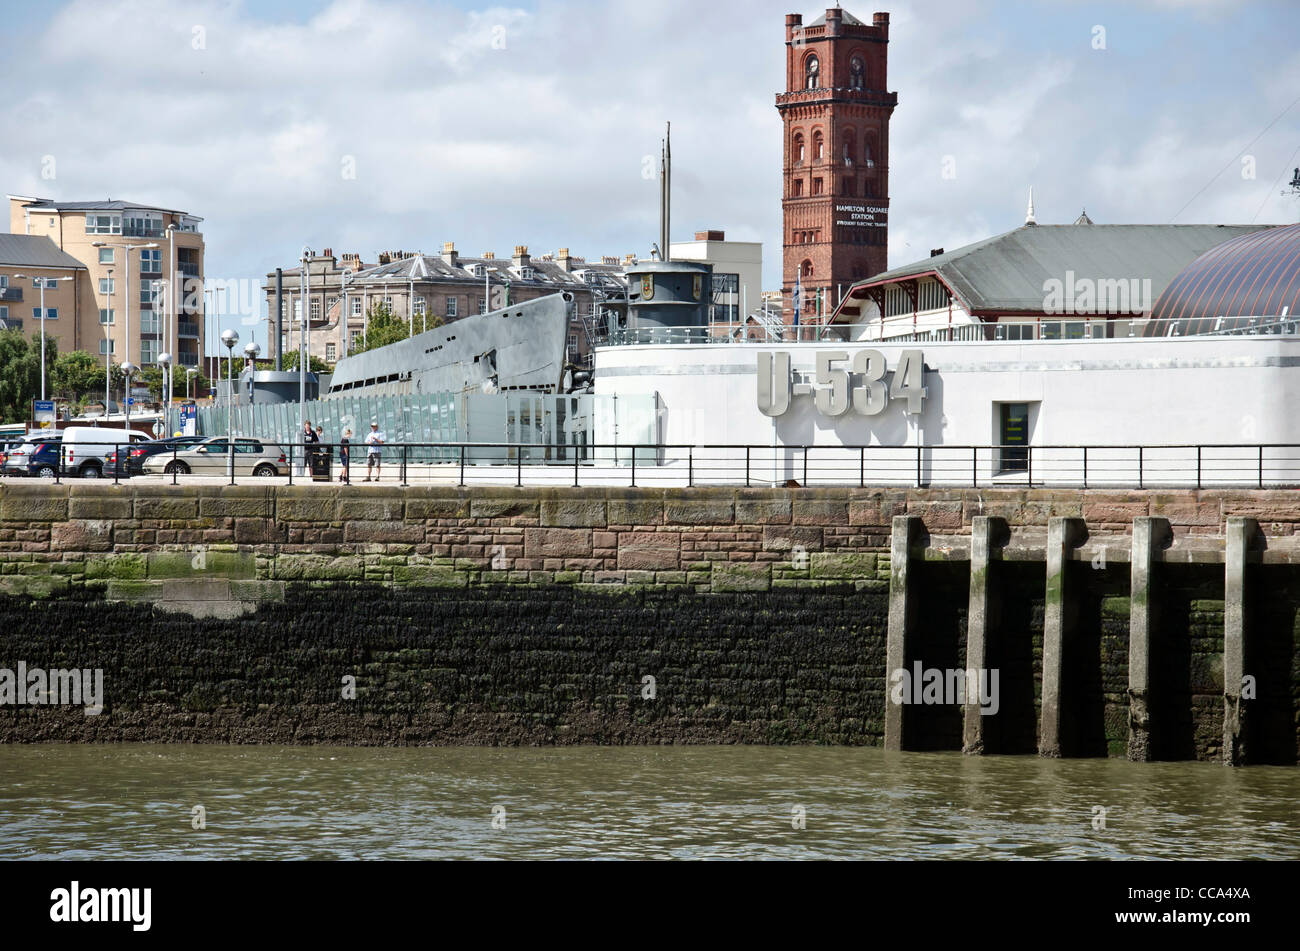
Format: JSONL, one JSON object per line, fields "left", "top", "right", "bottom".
{"left": 221, "top": 329, "right": 239, "bottom": 478}
{"left": 185, "top": 367, "right": 199, "bottom": 403}
{"left": 121, "top": 361, "right": 139, "bottom": 438}
{"left": 157, "top": 351, "right": 172, "bottom": 432}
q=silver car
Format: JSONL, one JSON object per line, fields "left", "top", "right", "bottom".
{"left": 140, "top": 436, "right": 286, "bottom": 477}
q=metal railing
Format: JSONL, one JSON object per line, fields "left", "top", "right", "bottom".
{"left": 84, "top": 440, "right": 1300, "bottom": 489}
{"left": 598, "top": 315, "right": 1300, "bottom": 347}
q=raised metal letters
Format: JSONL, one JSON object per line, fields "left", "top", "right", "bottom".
{"left": 757, "top": 349, "right": 925, "bottom": 418}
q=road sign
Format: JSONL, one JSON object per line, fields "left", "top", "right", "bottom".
{"left": 32, "top": 400, "right": 56, "bottom": 429}
{"left": 127, "top": 398, "right": 135, "bottom": 406}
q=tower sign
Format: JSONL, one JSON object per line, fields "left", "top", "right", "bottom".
{"left": 777, "top": 8, "right": 897, "bottom": 325}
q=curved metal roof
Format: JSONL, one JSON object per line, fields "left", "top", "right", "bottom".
{"left": 1149, "top": 222, "right": 1300, "bottom": 321}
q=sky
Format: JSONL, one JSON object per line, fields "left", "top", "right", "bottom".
{"left": 2, "top": 0, "right": 1299, "bottom": 351}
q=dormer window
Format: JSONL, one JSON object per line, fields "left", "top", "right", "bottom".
{"left": 520, "top": 266, "right": 534, "bottom": 281}
{"left": 473, "top": 264, "right": 486, "bottom": 278}
{"left": 805, "top": 55, "right": 819, "bottom": 90}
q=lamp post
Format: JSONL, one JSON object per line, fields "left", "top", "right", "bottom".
{"left": 13, "top": 272, "right": 73, "bottom": 402}
{"left": 185, "top": 367, "right": 198, "bottom": 402}
{"left": 221, "top": 329, "right": 239, "bottom": 477}
{"left": 121, "top": 361, "right": 138, "bottom": 438}
{"left": 299, "top": 246, "right": 312, "bottom": 441}
{"left": 157, "top": 351, "right": 171, "bottom": 434}
{"left": 92, "top": 240, "right": 159, "bottom": 403}
{"left": 341, "top": 267, "right": 354, "bottom": 357}
{"left": 204, "top": 285, "right": 227, "bottom": 395}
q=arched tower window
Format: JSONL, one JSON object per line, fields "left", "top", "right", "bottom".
{"left": 850, "top": 56, "right": 865, "bottom": 90}
{"left": 804, "top": 55, "right": 819, "bottom": 89}
{"left": 793, "top": 132, "right": 805, "bottom": 164}
{"left": 801, "top": 260, "right": 814, "bottom": 278}
{"left": 842, "top": 131, "right": 856, "bottom": 167}
{"left": 813, "top": 131, "right": 824, "bottom": 160}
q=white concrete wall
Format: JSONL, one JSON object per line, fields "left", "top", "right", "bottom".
{"left": 594, "top": 334, "right": 1300, "bottom": 487}
{"left": 669, "top": 239, "right": 762, "bottom": 320}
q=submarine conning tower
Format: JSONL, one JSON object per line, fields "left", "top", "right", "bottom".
{"left": 624, "top": 260, "right": 714, "bottom": 329}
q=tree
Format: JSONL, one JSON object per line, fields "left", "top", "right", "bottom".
{"left": 51, "top": 350, "right": 109, "bottom": 403}
{"left": 351, "top": 301, "right": 444, "bottom": 355}
{"left": 0, "top": 331, "right": 55, "bottom": 423}
{"left": 270, "top": 351, "right": 332, "bottom": 373}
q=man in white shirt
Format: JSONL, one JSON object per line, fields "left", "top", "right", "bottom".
{"left": 364, "top": 421, "right": 385, "bottom": 481}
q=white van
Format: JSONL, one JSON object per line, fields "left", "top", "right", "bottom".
{"left": 60, "top": 426, "right": 148, "bottom": 478}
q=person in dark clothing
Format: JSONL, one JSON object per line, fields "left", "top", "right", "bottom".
{"left": 302, "top": 420, "right": 319, "bottom": 470}
{"left": 339, "top": 428, "right": 352, "bottom": 483}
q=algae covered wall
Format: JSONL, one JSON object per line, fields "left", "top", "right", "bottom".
{"left": 0, "top": 482, "right": 1296, "bottom": 755}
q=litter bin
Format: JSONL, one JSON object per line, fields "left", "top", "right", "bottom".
{"left": 310, "top": 448, "right": 332, "bottom": 482}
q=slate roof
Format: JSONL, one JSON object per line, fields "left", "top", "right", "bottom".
{"left": 836, "top": 223, "right": 1277, "bottom": 318}
{"left": 0, "top": 234, "right": 88, "bottom": 270}
{"left": 15, "top": 197, "right": 199, "bottom": 219}
{"left": 275, "top": 252, "right": 629, "bottom": 293}
{"left": 807, "top": 9, "right": 866, "bottom": 27}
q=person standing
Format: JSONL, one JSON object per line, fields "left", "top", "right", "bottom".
{"left": 364, "top": 420, "right": 384, "bottom": 482}
{"left": 302, "top": 420, "right": 320, "bottom": 477}
{"left": 339, "top": 428, "right": 352, "bottom": 483}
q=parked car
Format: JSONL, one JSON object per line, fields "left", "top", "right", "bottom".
{"left": 105, "top": 435, "right": 207, "bottom": 476}
{"left": 140, "top": 437, "right": 287, "bottom": 477}
{"left": 2, "top": 438, "right": 62, "bottom": 478}
{"left": 60, "top": 426, "right": 149, "bottom": 478}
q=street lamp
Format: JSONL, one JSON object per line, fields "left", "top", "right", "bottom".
{"left": 121, "top": 361, "right": 138, "bottom": 437}
{"left": 341, "top": 267, "right": 354, "bottom": 357}
{"left": 221, "top": 329, "right": 239, "bottom": 475}
{"left": 185, "top": 367, "right": 198, "bottom": 402}
{"left": 13, "top": 271, "right": 73, "bottom": 402}
{"left": 157, "top": 351, "right": 171, "bottom": 433}
{"left": 92, "top": 240, "right": 159, "bottom": 391}
{"left": 299, "top": 246, "right": 312, "bottom": 438}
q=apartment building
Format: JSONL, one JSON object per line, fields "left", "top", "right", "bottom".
{"left": 265, "top": 243, "right": 631, "bottom": 368}
{"left": 8, "top": 196, "right": 205, "bottom": 371}
{"left": 0, "top": 235, "right": 88, "bottom": 352}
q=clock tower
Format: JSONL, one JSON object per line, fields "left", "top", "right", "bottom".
{"left": 777, "top": 8, "right": 896, "bottom": 325}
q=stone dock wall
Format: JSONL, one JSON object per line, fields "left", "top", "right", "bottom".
{"left": 0, "top": 483, "right": 1295, "bottom": 761}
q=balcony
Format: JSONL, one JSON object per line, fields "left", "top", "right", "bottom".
{"left": 178, "top": 321, "right": 199, "bottom": 338}
{"left": 177, "top": 351, "right": 199, "bottom": 367}
{"left": 0, "top": 287, "right": 21, "bottom": 303}
{"left": 122, "top": 224, "right": 164, "bottom": 238}
{"left": 0, "top": 317, "right": 23, "bottom": 331}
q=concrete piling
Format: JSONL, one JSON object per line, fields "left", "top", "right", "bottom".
{"left": 1040, "top": 517, "right": 1086, "bottom": 758}
{"left": 885, "top": 515, "right": 923, "bottom": 752}
{"left": 1127, "top": 517, "right": 1170, "bottom": 761}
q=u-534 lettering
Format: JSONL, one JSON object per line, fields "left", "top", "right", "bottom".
{"left": 756, "top": 349, "right": 927, "bottom": 418}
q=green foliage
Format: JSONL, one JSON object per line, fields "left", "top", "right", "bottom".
{"left": 351, "top": 302, "right": 444, "bottom": 355}
{"left": 51, "top": 350, "right": 114, "bottom": 403}
{"left": 0, "top": 330, "right": 56, "bottom": 423}
{"left": 264, "top": 351, "right": 331, "bottom": 373}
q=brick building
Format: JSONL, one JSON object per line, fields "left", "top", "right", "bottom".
{"left": 777, "top": 8, "right": 896, "bottom": 325}
{"left": 266, "top": 244, "right": 630, "bottom": 369}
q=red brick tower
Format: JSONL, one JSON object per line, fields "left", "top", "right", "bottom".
{"left": 777, "top": 8, "right": 896, "bottom": 325}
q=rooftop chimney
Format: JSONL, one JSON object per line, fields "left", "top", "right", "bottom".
{"left": 513, "top": 245, "right": 530, "bottom": 268}
{"left": 557, "top": 247, "right": 571, "bottom": 271}
{"left": 695, "top": 230, "right": 725, "bottom": 242}
{"left": 482, "top": 251, "right": 495, "bottom": 259}
{"left": 441, "top": 241, "right": 458, "bottom": 267}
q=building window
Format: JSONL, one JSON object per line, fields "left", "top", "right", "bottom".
{"left": 413, "top": 297, "right": 427, "bottom": 316}
{"left": 325, "top": 342, "right": 337, "bottom": 363}
{"left": 141, "top": 284, "right": 157, "bottom": 305}
{"left": 32, "top": 307, "right": 58, "bottom": 320}
{"left": 478, "top": 297, "right": 487, "bottom": 314}
{"left": 99, "top": 278, "right": 115, "bottom": 294}
{"left": 352, "top": 298, "right": 362, "bottom": 316}
{"left": 140, "top": 249, "right": 162, "bottom": 274}
{"left": 85, "top": 214, "right": 121, "bottom": 235}
{"left": 383, "top": 295, "right": 393, "bottom": 307}
{"left": 294, "top": 300, "right": 302, "bottom": 321}
{"left": 0, "top": 276, "right": 7, "bottom": 290}
{"left": 310, "top": 300, "right": 321, "bottom": 321}
{"left": 804, "top": 54, "right": 819, "bottom": 89}
{"left": 812, "top": 178, "right": 823, "bottom": 195}
{"left": 841, "top": 178, "right": 854, "bottom": 196}
{"left": 520, "top": 266, "right": 534, "bottom": 281}
{"left": 850, "top": 56, "right": 865, "bottom": 89}
{"left": 0, "top": 305, "right": 7, "bottom": 322}
{"left": 99, "top": 308, "right": 115, "bottom": 324}
{"left": 446, "top": 297, "right": 458, "bottom": 318}
{"left": 793, "top": 132, "right": 805, "bottom": 164}
{"left": 999, "top": 403, "right": 1031, "bottom": 473}
{"left": 139, "top": 313, "right": 160, "bottom": 334}
{"left": 792, "top": 179, "right": 803, "bottom": 197}
{"left": 98, "top": 247, "right": 114, "bottom": 264}
{"left": 328, "top": 296, "right": 339, "bottom": 313}
{"left": 473, "top": 265, "right": 486, "bottom": 278}
{"left": 100, "top": 339, "right": 115, "bottom": 355}
{"left": 568, "top": 333, "right": 578, "bottom": 350}
{"left": 814, "top": 132, "right": 824, "bottom": 160}
{"left": 141, "top": 339, "right": 158, "bottom": 365}
{"left": 350, "top": 330, "right": 362, "bottom": 349}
